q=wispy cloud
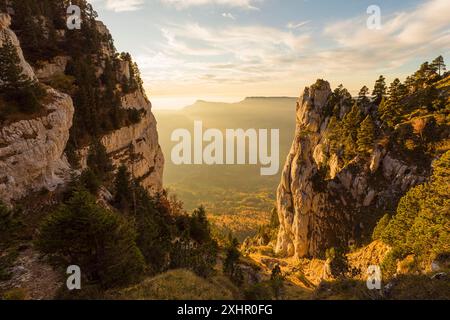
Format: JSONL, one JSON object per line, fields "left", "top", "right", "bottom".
{"left": 287, "top": 21, "right": 310, "bottom": 29}
{"left": 130, "top": 0, "right": 449, "bottom": 97}
{"left": 324, "top": 0, "right": 450, "bottom": 63}
{"left": 222, "top": 12, "right": 237, "bottom": 20}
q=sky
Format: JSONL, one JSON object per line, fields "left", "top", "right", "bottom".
{"left": 89, "top": 0, "right": 450, "bottom": 109}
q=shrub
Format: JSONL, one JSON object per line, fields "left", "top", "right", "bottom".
{"left": 326, "top": 247, "right": 350, "bottom": 279}
{"left": 48, "top": 73, "right": 75, "bottom": 93}
{"left": 79, "top": 169, "right": 101, "bottom": 195}
{"left": 380, "top": 151, "right": 450, "bottom": 269}
{"left": 372, "top": 214, "right": 391, "bottom": 241}
{"left": 36, "top": 190, "right": 145, "bottom": 288}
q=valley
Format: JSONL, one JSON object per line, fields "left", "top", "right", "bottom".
{"left": 154, "top": 97, "right": 296, "bottom": 240}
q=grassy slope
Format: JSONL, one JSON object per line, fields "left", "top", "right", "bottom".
{"left": 110, "top": 269, "right": 238, "bottom": 300}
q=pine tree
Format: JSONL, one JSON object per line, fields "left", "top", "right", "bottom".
{"left": 36, "top": 190, "right": 145, "bottom": 288}
{"left": 357, "top": 115, "right": 376, "bottom": 155}
{"left": 379, "top": 78, "right": 406, "bottom": 127}
{"left": 341, "top": 103, "right": 363, "bottom": 161}
{"left": 190, "top": 206, "right": 210, "bottom": 243}
{"left": 114, "top": 165, "right": 133, "bottom": 212}
{"left": 270, "top": 264, "right": 284, "bottom": 300}
{"left": 0, "top": 35, "right": 44, "bottom": 114}
{"left": 0, "top": 0, "right": 7, "bottom": 13}
{"left": 0, "top": 36, "right": 29, "bottom": 91}
{"left": 87, "top": 139, "right": 113, "bottom": 182}
{"left": 358, "top": 85, "right": 370, "bottom": 107}
{"left": 431, "top": 55, "right": 446, "bottom": 76}
{"left": 223, "top": 234, "right": 243, "bottom": 285}
{"left": 372, "top": 75, "right": 387, "bottom": 104}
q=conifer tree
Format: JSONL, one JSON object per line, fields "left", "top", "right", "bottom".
{"left": 431, "top": 55, "right": 446, "bottom": 76}
{"left": 87, "top": 139, "right": 113, "bottom": 182}
{"left": 358, "top": 85, "right": 370, "bottom": 106}
{"left": 372, "top": 75, "right": 387, "bottom": 104}
{"left": 0, "top": 35, "right": 44, "bottom": 113}
{"left": 36, "top": 190, "right": 145, "bottom": 288}
{"left": 114, "top": 165, "right": 133, "bottom": 212}
{"left": 270, "top": 264, "right": 285, "bottom": 300}
{"left": 0, "top": 36, "right": 29, "bottom": 91}
{"left": 379, "top": 78, "right": 406, "bottom": 127}
{"left": 357, "top": 115, "right": 376, "bottom": 155}
{"left": 223, "top": 234, "right": 243, "bottom": 285}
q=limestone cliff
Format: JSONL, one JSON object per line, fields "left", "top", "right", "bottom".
{"left": 79, "top": 92, "right": 164, "bottom": 194}
{"left": 0, "top": 14, "right": 74, "bottom": 202}
{"left": 0, "top": 12, "right": 164, "bottom": 202}
{"left": 276, "top": 80, "right": 426, "bottom": 258}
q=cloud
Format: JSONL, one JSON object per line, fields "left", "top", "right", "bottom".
{"left": 160, "top": 0, "right": 262, "bottom": 10}
{"left": 135, "top": 22, "right": 311, "bottom": 94}
{"left": 287, "top": 21, "right": 310, "bottom": 29}
{"left": 91, "top": 0, "right": 145, "bottom": 12}
{"left": 323, "top": 0, "right": 450, "bottom": 65}
{"left": 136, "top": 0, "right": 449, "bottom": 97}
{"left": 222, "top": 13, "right": 236, "bottom": 20}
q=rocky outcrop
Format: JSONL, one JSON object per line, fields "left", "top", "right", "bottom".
{"left": 78, "top": 92, "right": 164, "bottom": 194}
{"left": 0, "top": 17, "right": 74, "bottom": 202}
{"left": 276, "top": 80, "right": 426, "bottom": 258}
{"left": 35, "top": 56, "right": 69, "bottom": 81}
{"left": 0, "top": 13, "right": 164, "bottom": 202}
{"left": 0, "top": 89, "right": 74, "bottom": 202}
{"left": 101, "top": 95, "right": 164, "bottom": 193}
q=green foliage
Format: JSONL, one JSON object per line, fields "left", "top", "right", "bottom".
{"left": 169, "top": 205, "right": 218, "bottom": 278}
{"left": 36, "top": 190, "right": 145, "bottom": 288}
{"left": 86, "top": 140, "right": 113, "bottom": 182}
{"left": 47, "top": 73, "right": 75, "bottom": 94}
{"left": 372, "top": 214, "right": 390, "bottom": 241}
{"left": 372, "top": 75, "right": 387, "bottom": 104}
{"left": 379, "top": 78, "right": 407, "bottom": 127}
{"left": 11, "top": 0, "right": 101, "bottom": 64}
{"left": 223, "top": 234, "right": 243, "bottom": 285}
{"left": 356, "top": 115, "right": 376, "bottom": 155}
{"left": 119, "top": 52, "right": 145, "bottom": 94}
{"left": 0, "top": 35, "right": 45, "bottom": 117}
{"left": 113, "top": 165, "right": 133, "bottom": 212}
{"left": 326, "top": 247, "right": 351, "bottom": 279}
{"left": 431, "top": 55, "right": 446, "bottom": 76}
{"left": 326, "top": 111, "right": 365, "bottom": 165}
{"left": 131, "top": 188, "right": 173, "bottom": 274}
{"left": 270, "top": 264, "right": 285, "bottom": 299}
{"left": 358, "top": 85, "right": 370, "bottom": 107}
{"left": 380, "top": 151, "right": 450, "bottom": 269}
{"left": 79, "top": 169, "right": 101, "bottom": 195}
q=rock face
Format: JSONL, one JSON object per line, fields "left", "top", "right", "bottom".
{"left": 35, "top": 56, "right": 69, "bottom": 81}
{"left": 0, "top": 89, "right": 74, "bottom": 202}
{"left": 77, "top": 94, "right": 165, "bottom": 194}
{"left": 276, "top": 80, "right": 426, "bottom": 258}
{"left": 0, "top": 18, "right": 74, "bottom": 202}
{"left": 100, "top": 94, "right": 164, "bottom": 194}
{"left": 0, "top": 14, "right": 164, "bottom": 202}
